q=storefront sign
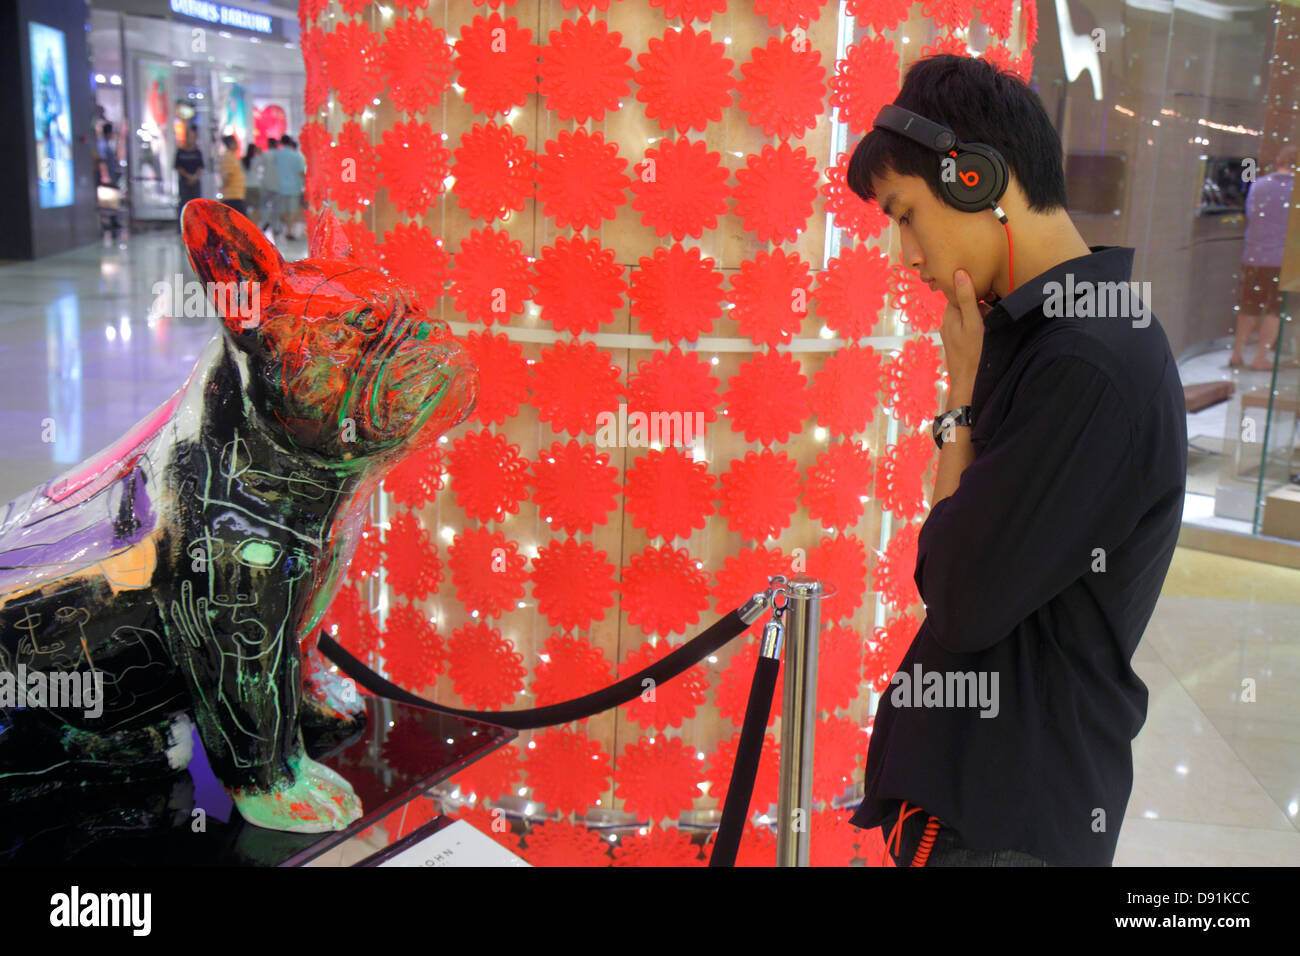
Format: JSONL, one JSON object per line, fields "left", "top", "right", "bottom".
{"left": 168, "top": 0, "right": 275, "bottom": 36}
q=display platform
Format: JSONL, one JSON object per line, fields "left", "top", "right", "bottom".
{"left": 0, "top": 696, "right": 515, "bottom": 866}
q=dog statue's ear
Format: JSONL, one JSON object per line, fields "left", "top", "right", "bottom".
{"left": 181, "top": 198, "right": 285, "bottom": 334}
{"left": 309, "top": 208, "right": 355, "bottom": 261}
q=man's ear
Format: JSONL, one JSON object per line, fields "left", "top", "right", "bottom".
{"left": 181, "top": 198, "right": 284, "bottom": 333}
{"left": 309, "top": 208, "right": 355, "bottom": 261}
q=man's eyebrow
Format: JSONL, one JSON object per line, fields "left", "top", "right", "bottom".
{"left": 879, "top": 191, "right": 899, "bottom": 220}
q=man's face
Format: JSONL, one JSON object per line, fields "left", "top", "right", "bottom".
{"left": 870, "top": 168, "right": 1004, "bottom": 305}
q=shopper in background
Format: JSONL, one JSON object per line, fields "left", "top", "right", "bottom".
{"left": 243, "top": 143, "right": 262, "bottom": 223}
{"left": 252, "top": 137, "right": 280, "bottom": 237}
{"left": 218, "top": 135, "right": 246, "bottom": 216}
{"left": 273, "top": 134, "right": 306, "bottom": 241}
{"left": 175, "top": 127, "right": 204, "bottom": 230}
{"left": 96, "top": 120, "right": 122, "bottom": 242}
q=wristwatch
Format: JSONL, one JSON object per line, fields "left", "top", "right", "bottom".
{"left": 932, "top": 405, "right": 973, "bottom": 449}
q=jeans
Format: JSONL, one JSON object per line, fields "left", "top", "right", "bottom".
{"left": 882, "top": 804, "right": 1051, "bottom": 867}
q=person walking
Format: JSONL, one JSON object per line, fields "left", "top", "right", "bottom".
{"left": 252, "top": 137, "right": 280, "bottom": 236}
{"left": 218, "top": 135, "right": 246, "bottom": 216}
{"left": 175, "top": 128, "right": 204, "bottom": 230}
{"left": 243, "top": 143, "right": 262, "bottom": 224}
{"left": 273, "top": 134, "right": 306, "bottom": 241}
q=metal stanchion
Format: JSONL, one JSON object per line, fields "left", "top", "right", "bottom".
{"left": 775, "top": 574, "right": 828, "bottom": 867}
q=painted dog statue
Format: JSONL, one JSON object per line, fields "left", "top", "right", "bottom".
{"left": 0, "top": 199, "right": 477, "bottom": 833}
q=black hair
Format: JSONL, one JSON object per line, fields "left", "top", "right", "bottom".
{"left": 222, "top": 134, "right": 238, "bottom": 150}
{"left": 242, "top": 142, "right": 260, "bottom": 170}
{"left": 102, "top": 121, "right": 114, "bottom": 136}
{"left": 847, "top": 54, "right": 1067, "bottom": 214}
{"left": 280, "top": 134, "right": 295, "bottom": 147}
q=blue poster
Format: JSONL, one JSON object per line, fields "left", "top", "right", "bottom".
{"left": 31, "top": 22, "right": 74, "bottom": 209}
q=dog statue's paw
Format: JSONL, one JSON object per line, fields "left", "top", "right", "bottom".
{"left": 229, "top": 750, "right": 363, "bottom": 834}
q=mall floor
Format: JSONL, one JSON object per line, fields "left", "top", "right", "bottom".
{"left": 1, "top": 230, "right": 1297, "bottom": 866}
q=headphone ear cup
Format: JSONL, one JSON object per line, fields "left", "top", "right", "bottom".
{"left": 943, "top": 144, "right": 1009, "bottom": 212}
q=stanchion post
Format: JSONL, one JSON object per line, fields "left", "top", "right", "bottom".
{"left": 776, "top": 575, "right": 823, "bottom": 867}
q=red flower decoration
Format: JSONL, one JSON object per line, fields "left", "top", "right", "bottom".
{"left": 817, "top": 625, "right": 864, "bottom": 714}
{"left": 802, "top": 440, "right": 874, "bottom": 530}
{"left": 720, "top": 821, "right": 778, "bottom": 867}
{"left": 378, "top": 120, "right": 451, "bottom": 218}
{"left": 560, "top": 0, "right": 621, "bottom": 10}
{"left": 380, "top": 222, "right": 450, "bottom": 306}
{"left": 620, "top": 545, "right": 712, "bottom": 636}
{"left": 615, "top": 736, "right": 702, "bottom": 822}
{"left": 629, "top": 136, "right": 731, "bottom": 240}
{"left": 814, "top": 715, "right": 864, "bottom": 804}
{"left": 874, "top": 429, "right": 935, "bottom": 521}
{"left": 320, "top": 583, "right": 380, "bottom": 661}
{"left": 454, "top": 14, "right": 540, "bottom": 117}
{"left": 619, "top": 638, "right": 710, "bottom": 729}
{"left": 347, "top": 519, "right": 383, "bottom": 579}
{"left": 846, "top": 0, "right": 913, "bottom": 31}
{"left": 302, "top": 28, "right": 328, "bottom": 114}
{"left": 446, "top": 427, "right": 531, "bottom": 522}
{"left": 711, "top": 544, "right": 790, "bottom": 616}
{"left": 447, "top": 619, "right": 527, "bottom": 708}
{"left": 629, "top": 242, "right": 725, "bottom": 343}
{"left": 299, "top": 121, "right": 328, "bottom": 205}
{"left": 888, "top": 263, "right": 949, "bottom": 334}
{"left": 449, "top": 742, "right": 523, "bottom": 802}
{"left": 883, "top": 336, "right": 945, "bottom": 430}
{"left": 530, "top": 537, "right": 619, "bottom": 631}
{"left": 806, "top": 533, "right": 869, "bottom": 622}
{"left": 625, "top": 347, "right": 721, "bottom": 433}
{"left": 525, "top": 728, "right": 612, "bottom": 817}
{"left": 326, "top": 121, "right": 377, "bottom": 215}
{"left": 381, "top": 793, "right": 440, "bottom": 842}
{"left": 529, "top": 439, "right": 621, "bottom": 535}
{"left": 531, "top": 236, "right": 627, "bottom": 336}
{"left": 452, "top": 121, "right": 535, "bottom": 223}
{"left": 922, "top": 32, "right": 970, "bottom": 59}
{"left": 729, "top": 249, "right": 812, "bottom": 348}
{"left": 448, "top": 226, "right": 532, "bottom": 327}
{"left": 649, "top": 0, "right": 727, "bottom": 23}
{"left": 381, "top": 17, "right": 453, "bottom": 115}
{"left": 723, "top": 348, "right": 810, "bottom": 445}
{"left": 611, "top": 827, "right": 704, "bottom": 866}
{"left": 979, "top": 0, "right": 1016, "bottom": 38}
{"left": 447, "top": 526, "right": 529, "bottom": 618}
{"left": 463, "top": 331, "right": 531, "bottom": 427}
{"left": 753, "top": 0, "right": 829, "bottom": 29}
{"left": 381, "top": 601, "right": 447, "bottom": 691}
{"left": 634, "top": 25, "right": 735, "bottom": 134}
{"left": 340, "top": 217, "right": 381, "bottom": 265}
{"left": 324, "top": 20, "right": 381, "bottom": 115}
{"left": 539, "top": 15, "right": 633, "bottom": 123}
{"left": 866, "top": 612, "right": 919, "bottom": 692}
{"left": 922, "top": 0, "right": 975, "bottom": 31}
{"left": 982, "top": 44, "right": 1034, "bottom": 83}
{"left": 808, "top": 343, "right": 883, "bottom": 436}
{"left": 810, "top": 805, "right": 861, "bottom": 867}
{"left": 522, "top": 820, "right": 612, "bottom": 867}
{"left": 716, "top": 641, "right": 784, "bottom": 727}
{"left": 737, "top": 35, "right": 826, "bottom": 141}
{"left": 718, "top": 449, "right": 800, "bottom": 542}
{"left": 383, "top": 439, "right": 445, "bottom": 510}
{"left": 1023, "top": 0, "right": 1038, "bottom": 46}
{"left": 623, "top": 446, "right": 715, "bottom": 541}
{"left": 822, "top": 153, "right": 891, "bottom": 241}
{"left": 530, "top": 339, "right": 625, "bottom": 437}
{"left": 535, "top": 127, "right": 631, "bottom": 230}
{"left": 530, "top": 633, "right": 616, "bottom": 707}
{"left": 813, "top": 243, "right": 892, "bottom": 340}
{"left": 872, "top": 520, "right": 921, "bottom": 613}
{"left": 449, "top": 804, "right": 525, "bottom": 854}
{"left": 383, "top": 509, "right": 443, "bottom": 601}
{"left": 732, "top": 142, "right": 818, "bottom": 244}
{"left": 829, "top": 34, "right": 900, "bottom": 137}
{"left": 705, "top": 730, "right": 780, "bottom": 811}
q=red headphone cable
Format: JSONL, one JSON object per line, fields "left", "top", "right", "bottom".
{"left": 994, "top": 203, "right": 1014, "bottom": 294}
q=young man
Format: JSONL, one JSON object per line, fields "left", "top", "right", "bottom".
{"left": 273, "top": 134, "right": 307, "bottom": 241}
{"left": 845, "top": 54, "right": 1188, "bottom": 867}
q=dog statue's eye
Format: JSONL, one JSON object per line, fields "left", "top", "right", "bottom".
{"left": 351, "top": 307, "right": 380, "bottom": 332}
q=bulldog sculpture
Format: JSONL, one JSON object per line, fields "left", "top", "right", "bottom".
{"left": 0, "top": 199, "right": 477, "bottom": 833}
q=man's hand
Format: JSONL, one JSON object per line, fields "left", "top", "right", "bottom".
{"left": 939, "top": 269, "right": 991, "bottom": 400}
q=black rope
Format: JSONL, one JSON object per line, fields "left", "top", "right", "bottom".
{"left": 708, "top": 654, "right": 780, "bottom": 867}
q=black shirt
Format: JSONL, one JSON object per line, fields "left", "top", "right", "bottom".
{"left": 848, "top": 246, "right": 1188, "bottom": 866}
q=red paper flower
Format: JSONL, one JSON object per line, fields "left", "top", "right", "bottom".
{"left": 380, "top": 222, "right": 450, "bottom": 306}
{"left": 378, "top": 120, "right": 451, "bottom": 218}
{"left": 808, "top": 344, "right": 883, "bottom": 436}
{"left": 629, "top": 242, "right": 725, "bottom": 343}
{"left": 539, "top": 15, "right": 633, "bottom": 123}
{"left": 1023, "top": 0, "right": 1038, "bottom": 46}
{"left": 723, "top": 348, "right": 810, "bottom": 445}
{"left": 452, "top": 121, "right": 535, "bottom": 223}
{"left": 462, "top": 331, "right": 531, "bottom": 427}
{"left": 454, "top": 14, "right": 540, "bottom": 117}
{"left": 718, "top": 449, "right": 800, "bottom": 542}
{"left": 530, "top": 633, "right": 617, "bottom": 707}
{"left": 447, "top": 619, "right": 527, "bottom": 708}
{"left": 728, "top": 249, "right": 812, "bottom": 348}
{"left": 649, "top": 0, "right": 727, "bottom": 23}
{"left": 302, "top": 28, "right": 328, "bottom": 114}
{"left": 347, "top": 519, "right": 383, "bottom": 579}
{"left": 711, "top": 544, "right": 790, "bottom": 616}
{"left": 381, "top": 17, "right": 454, "bottom": 115}
{"left": 629, "top": 136, "right": 731, "bottom": 240}
{"left": 449, "top": 803, "right": 525, "bottom": 854}
{"left": 921, "top": 0, "right": 975, "bottom": 31}
{"left": 846, "top": 0, "right": 913, "bottom": 31}
{"left": 872, "top": 520, "right": 921, "bottom": 613}
{"left": 623, "top": 446, "right": 715, "bottom": 541}
{"left": 446, "top": 427, "right": 531, "bottom": 522}
{"left": 340, "top": 217, "right": 381, "bottom": 265}
{"left": 449, "top": 742, "right": 523, "bottom": 802}
{"left": 381, "top": 601, "right": 447, "bottom": 691}
{"left": 809, "top": 805, "right": 861, "bottom": 867}
{"left": 737, "top": 35, "right": 826, "bottom": 141}
{"left": 531, "top": 235, "right": 627, "bottom": 336}
{"left": 448, "top": 226, "right": 532, "bottom": 327}
{"left": 326, "top": 121, "right": 377, "bottom": 215}
{"left": 320, "top": 583, "right": 380, "bottom": 661}
{"left": 614, "top": 736, "right": 702, "bottom": 822}
{"left": 524, "top": 728, "right": 612, "bottom": 817}
{"left": 725, "top": 821, "right": 778, "bottom": 867}
{"left": 447, "top": 526, "right": 529, "bottom": 618}
{"left": 814, "top": 715, "right": 863, "bottom": 804}
{"left": 705, "top": 730, "right": 780, "bottom": 811}
{"left": 806, "top": 533, "right": 869, "bottom": 622}
{"left": 817, "top": 625, "right": 864, "bottom": 714}
{"left": 384, "top": 439, "right": 445, "bottom": 510}
{"left": 634, "top": 25, "right": 734, "bottom": 134}
{"left": 982, "top": 43, "right": 1034, "bottom": 83}
{"left": 560, "top": 0, "right": 621, "bottom": 10}
{"left": 979, "top": 0, "right": 1016, "bottom": 38}
{"left": 922, "top": 32, "right": 970, "bottom": 58}
{"left": 716, "top": 641, "right": 784, "bottom": 727}
{"left": 732, "top": 142, "right": 819, "bottom": 244}
{"left": 813, "top": 243, "right": 892, "bottom": 340}
{"left": 300, "top": 0, "right": 327, "bottom": 28}
{"left": 625, "top": 347, "right": 721, "bottom": 433}
{"left": 829, "top": 34, "right": 900, "bottom": 137}
{"left": 530, "top": 537, "right": 619, "bottom": 631}
{"left": 529, "top": 439, "right": 621, "bottom": 535}
{"left": 753, "top": 0, "right": 829, "bottom": 30}
{"left": 620, "top": 545, "right": 712, "bottom": 636}
{"left": 383, "top": 509, "right": 443, "bottom": 601}
{"left": 874, "top": 429, "right": 935, "bottom": 521}
{"left": 299, "top": 121, "right": 329, "bottom": 205}
{"left": 535, "top": 127, "right": 631, "bottom": 230}
{"left": 381, "top": 792, "right": 440, "bottom": 842}
{"left": 883, "top": 336, "right": 944, "bottom": 430}
{"left": 611, "top": 826, "right": 704, "bottom": 866}
{"left": 324, "top": 20, "right": 381, "bottom": 115}
{"left": 392, "top": 0, "right": 433, "bottom": 9}
{"left": 522, "top": 820, "right": 613, "bottom": 866}
{"left": 888, "top": 263, "right": 949, "bottom": 334}
{"left": 866, "top": 611, "right": 919, "bottom": 692}
{"left": 802, "top": 440, "right": 874, "bottom": 530}
{"left": 822, "top": 153, "right": 891, "bottom": 241}
{"left": 529, "top": 339, "right": 625, "bottom": 437}
{"left": 619, "top": 638, "right": 710, "bottom": 729}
